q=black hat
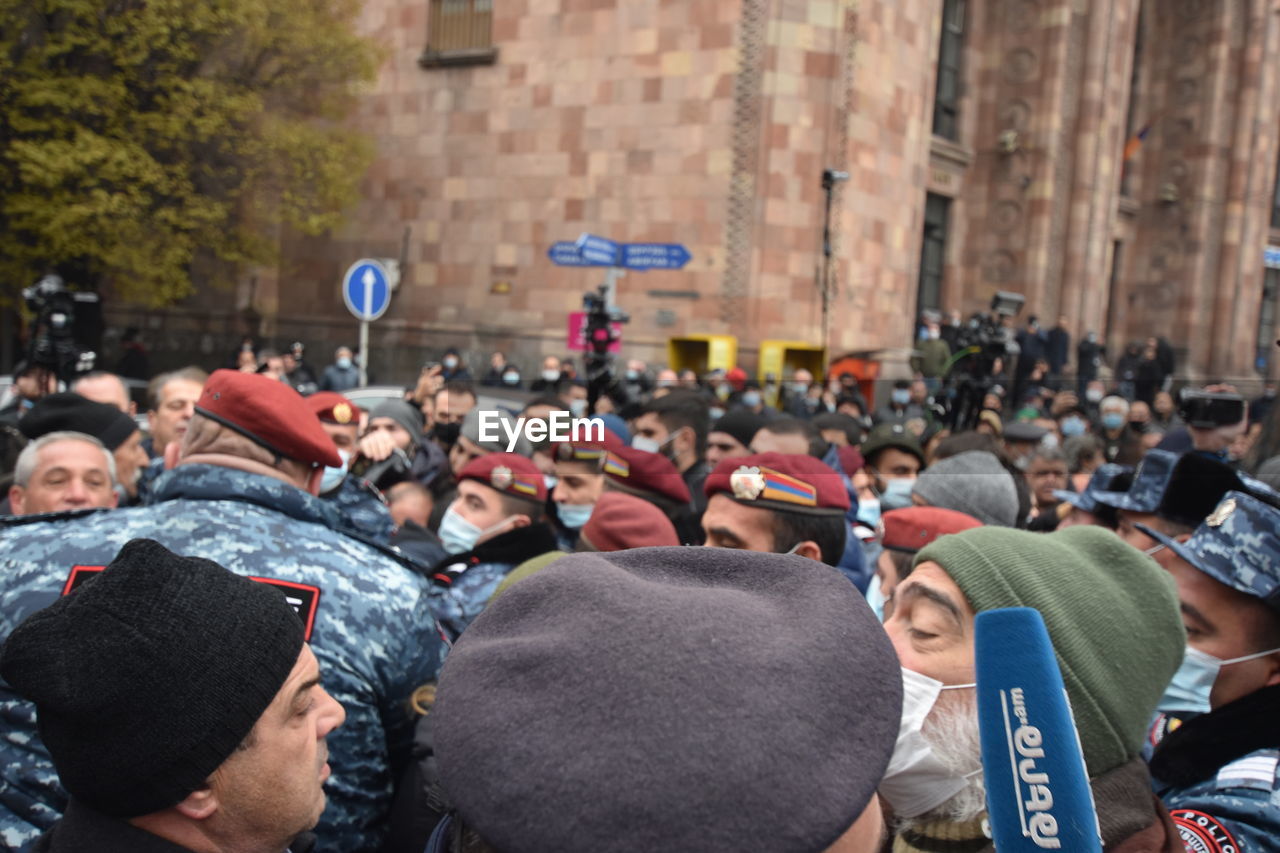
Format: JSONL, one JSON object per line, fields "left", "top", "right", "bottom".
{"left": 0, "top": 539, "right": 304, "bottom": 818}
{"left": 19, "top": 392, "right": 138, "bottom": 450}
{"left": 709, "top": 409, "right": 766, "bottom": 449}
{"left": 433, "top": 547, "right": 901, "bottom": 853}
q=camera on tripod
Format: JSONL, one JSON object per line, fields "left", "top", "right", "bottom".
{"left": 22, "top": 275, "right": 99, "bottom": 384}
{"left": 939, "top": 291, "right": 1025, "bottom": 430}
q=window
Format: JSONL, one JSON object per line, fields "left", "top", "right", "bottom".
{"left": 932, "top": 0, "right": 965, "bottom": 141}
{"left": 421, "top": 0, "right": 496, "bottom": 67}
{"left": 1257, "top": 269, "right": 1280, "bottom": 373}
{"left": 1120, "top": 2, "right": 1146, "bottom": 196}
{"left": 917, "top": 194, "right": 951, "bottom": 317}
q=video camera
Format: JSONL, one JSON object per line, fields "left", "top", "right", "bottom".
{"left": 21, "top": 275, "right": 99, "bottom": 385}
{"left": 940, "top": 291, "right": 1025, "bottom": 430}
{"left": 1178, "top": 389, "right": 1246, "bottom": 429}
{"left": 581, "top": 283, "right": 630, "bottom": 409}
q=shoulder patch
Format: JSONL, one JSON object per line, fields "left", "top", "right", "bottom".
{"left": 1148, "top": 712, "right": 1185, "bottom": 748}
{"left": 1215, "top": 751, "right": 1279, "bottom": 793}
{"left": 1170, "top": 809, "right": 1240, "bottom": 853}
{"left": 62, "top": 565, "right": 321, "bottom": 641}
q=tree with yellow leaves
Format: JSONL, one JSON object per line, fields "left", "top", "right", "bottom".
{"left": 0, "top": 0, "right": 378, "bottom": 306}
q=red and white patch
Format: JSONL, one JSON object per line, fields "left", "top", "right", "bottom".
{"left": 1170, "top": 809, "right": 1239, "bottom": 853}
{"left": 62, "top": 566, "right": 321, "bottom": 641}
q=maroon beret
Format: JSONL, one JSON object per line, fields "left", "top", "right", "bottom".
{"left": 196, "top": 370, "right": 340, "bottom": 468}
{"left": 458, "top": 452, "right": 547, "bottom": 504}
{"left": 306, "top": 392, "right": 362, "bottom": 426}
{"left": 602, "top": 446, "right": 691, "bottom": 506}
{"left": 837, "top": 445, "right": 865, "bottom": 474}
{"left": 550, "top": 430, "right": 624, "bottom": 466}
{"left": 705, "top": 452, "right": 851, "bottom": 516}
{"left": 881, "top": 507, "right": 982, "bottom": 553}
{"left": 579, "top": 493, "right": 680, "bottom": 552}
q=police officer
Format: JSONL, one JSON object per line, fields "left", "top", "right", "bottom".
{"left": 1141, "top": 492, "right": 1280, "bottom": 849}
{"left": 307, "top": 391, "right": 394, "bottom": 542}
{"left": 428, "top": 452, "right": 557, "bottom": 641}
{"left": 701, "top": 452, "right": 850, "bottom": 567}
{"left": 0, "top": 370, "right": 443, "bottom": 853}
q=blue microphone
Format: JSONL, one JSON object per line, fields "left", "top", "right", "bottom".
{"left": 975, "top": 607, "right": 1102, "bottom": 852}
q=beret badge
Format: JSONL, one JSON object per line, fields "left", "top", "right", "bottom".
{"left": 491, "top": 466, "right": 514, "bottom": 491}
{"left": 730, "top": 466, "right": 766, "bottom": 501}
{"left": 1206, "top": 498, "right": 1236, "bottom": 528}
{"left": 332, "top": 402, "right": 353, "bottom": 425}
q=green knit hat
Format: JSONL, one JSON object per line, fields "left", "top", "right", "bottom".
{"left": 915, "top": 525, "right": 1185, "bottom": 778}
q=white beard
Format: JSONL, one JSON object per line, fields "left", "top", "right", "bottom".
{"left": 894, "top": 690, "right": 987, "bottom": 833}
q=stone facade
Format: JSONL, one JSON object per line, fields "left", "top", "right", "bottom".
{"left": 105, "top": 0, "right": 1280, "bottom": 385}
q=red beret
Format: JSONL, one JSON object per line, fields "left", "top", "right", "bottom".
{"left": 880, "top": 507, "right": 982, "bottom": 553}
{"left": 457, "top": 452, "right": 547, "bottom": 504}
{"left": 837, "top": 445, "right": 865, "bottom": 474}
{"left": 602, "top": 446, "right": 691, "bottom": 506}
{"left": 704, "top": 452, "right": 851, "bottom": 516}
{"left": 196, "top": 370, "right": 340, "bottom": 468}
{"left": 579, "top": 493, "right": 680, "bottom": 551}
{"left": 306, "top": 392, "right": 362, "bottom": 426}
{"left": 550, "top": 430, "right": 624, "bottom": 466}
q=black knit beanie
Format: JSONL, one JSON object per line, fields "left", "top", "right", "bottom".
{"left": 0, "top": 539, "right": 304, "bottom": 818}
{"left": 18, "top": 392, "right": 138, "bottom": 450}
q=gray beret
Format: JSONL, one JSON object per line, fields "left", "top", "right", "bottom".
{"left": 913, "top": 450, "right": 1020, "bottom": 527}
{"left": 433, "top": 547, "right": 902, "bottom": 853}
{"left": 460, "top": 407, "right": 530, "bottom": 456}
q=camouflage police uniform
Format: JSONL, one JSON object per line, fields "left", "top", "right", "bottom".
{"left": 0, "top": 464, "right": 444, "bottom": 853}
{"left": 1139, "top": 492, "right": 1280, "bottom": 851}
{"left": 324, "top": 474, "right": 395, "bottom": 543}
{"left": 428, "top": 522, "right": 558, "bottom": 642}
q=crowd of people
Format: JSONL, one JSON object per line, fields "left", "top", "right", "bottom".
{"left": 0, "top": 323, "right": 1278, "bottom": 853}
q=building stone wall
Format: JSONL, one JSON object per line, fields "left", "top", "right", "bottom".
{"left": 102, "top": 0, "right": 1280, "bottom": 386}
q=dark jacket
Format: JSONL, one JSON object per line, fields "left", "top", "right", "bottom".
{"left": 1047, "top": 327, "right": 1071, "bottom": 373}
{"left": 35, "top": 799, "right": 316, "bottom": 853}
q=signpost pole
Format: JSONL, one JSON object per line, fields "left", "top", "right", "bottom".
{"left": 358, "top": 320, "right": 369, "bottom": 387}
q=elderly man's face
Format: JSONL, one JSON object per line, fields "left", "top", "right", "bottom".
{"left": 209, "top": 645, "right": 345, "bottom": 845}
{"left": 9, "top": 439, "right": 118, "bottom": 515}
{"left": 149, "top": 379, "right": 204, "bottom": 453}
{"left": 881, "top": 561, "right": 986, "bottom": 825}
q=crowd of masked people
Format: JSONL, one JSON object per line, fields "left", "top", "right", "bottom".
{"left": 0, "top": 333, "right": 1278, "bottom": 853}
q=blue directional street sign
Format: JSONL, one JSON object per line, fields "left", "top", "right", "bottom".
{"left": 575, "top": 233, "right": 622, "bottom": 266}
{"left": 342, "top": 259, "right": 391, "bottom": 321}
{"left": 621, "top": 243, "right": 692, "bottom": 271}
{"left": 548, "top": 242, "right": 594, "bottom": 267}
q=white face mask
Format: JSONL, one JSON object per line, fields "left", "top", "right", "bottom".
{"left": 878, "top": 668, "right": 981, "bottom": 819}
{"left": 319, "top": 449, "right": 352, "bottom": 495}
{"left": 569, "top": 398, "right": 588, "bottom": 417}
{"left": 865, "top": 574, "right": 886, "bottom": 622}
{"left": 439, "top": 507, "right": 517, "bottom": 555}
{"left": 542, "top": 369, "right": 561, "bottom": 382}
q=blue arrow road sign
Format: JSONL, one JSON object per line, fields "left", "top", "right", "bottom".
{"left": 575, "top": 233, "right": 621, "bottom": 266}
{"left": 621, "top": 243, "right": 692, "bottom": 270}
{"left": 548, "top": 242, "right": 595, "bottom": 266}
{"left": 342, "top": 260, "right": 391, "bottom": 321}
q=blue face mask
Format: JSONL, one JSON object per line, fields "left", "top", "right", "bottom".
{"left": 557, "top": 502, "right": 594, "bottom": 530}
{"left": 503, "top": 372, "right": 520, "bottom": 385}
{"left": 1061, "top": 416, "right": 1087, "bottom": 437}
{"left": 1101, "top": 412, "right": 1125, "bottom": 431}
{"left": 879, "top": 477, "right": 915, "bottom": 510}
{"left": 319, "top": 450, "right": 351, "bottom": 495}
{"left": 892, "top": 389, "right": 911, "bottom": 406}
{"left": 857, "top": 498, "right": 882, "bottom": 529}
{"left": 337, "top": 356, "right": 353, "bottom": 370}
{"left": 865, "top": 574, "right": 886, "bottom": 622}
{"left": 439, "top": 507, "right": 516, "bottom": 556}
{"left": 544, "top": 474, "right": 559, "bottom": 492}
{"left": 741, "top": 391, "right": 762, "bottom": 409}
{"left": 1158, "top": 644, "right": 1280, "bottom": 716}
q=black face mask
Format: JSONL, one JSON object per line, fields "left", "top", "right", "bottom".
{"left": 432, "top": 421, "right": 461, "bottom": 449}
